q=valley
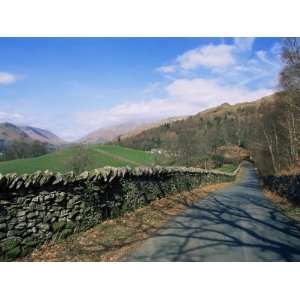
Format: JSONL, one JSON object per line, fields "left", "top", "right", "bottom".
{"left": 0, "top": 145, "right": 155, "bottom": 174}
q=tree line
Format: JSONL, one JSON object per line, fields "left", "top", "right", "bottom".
{"left": 0, "top": 140, "right": 49, "bottom": 161}
{"left": 256, "top": 37, "right": 300, "bottom": 174}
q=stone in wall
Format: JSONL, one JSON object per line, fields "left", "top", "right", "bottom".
{"left": 263, "top": 174, "right": 300, "bottom": 203}
{"left": 0, "top": 166, "right": 236, "bottom": 261}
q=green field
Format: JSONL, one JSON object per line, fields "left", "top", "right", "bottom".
{"left": 0, "top": 145, "right": 155, "bottom": 175}
{"left": 216, "top": 163, "right": 237, "bottom": 173}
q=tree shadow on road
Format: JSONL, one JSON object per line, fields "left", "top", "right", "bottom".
{"left": 134, "top": 179, "right": 300, "bottom": 261}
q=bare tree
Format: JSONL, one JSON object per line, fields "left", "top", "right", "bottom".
{"left": 280, "top": 38, "right": 300, "bottom": 93}
{"left": 3, "top": 140, "right": 48, "bottom": 160}
{"left": 176, "top": 130, "right": 199, "bottom": 166}
{"left": 65, "top": 145, "right": 92, "bottom": 174}
{"left": 280, "top": 38, "right": 300, "bottom": 165}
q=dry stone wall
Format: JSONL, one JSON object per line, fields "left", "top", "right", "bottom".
{"left": 0, "top": 166, "right": 237, "bottom": 260}
{"left": 263, "top": 174, "right": 300, "bottom": 203}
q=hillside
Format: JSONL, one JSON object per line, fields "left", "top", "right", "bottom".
{"left": 0, "top": 145, "right": 155, "bottom": 175}
{"left": 21, "top": 126, "right": 65, "bottom": 145}
{"left": 0, "top": 122, "right": 65, "bottom": 147}
{"left": 119, "top": 92, "right": 293, "bottom": 175}
{"left": 78, "top": 122, "right": 144, "bottom": 144}
{"left": 0, "top": 122, "right": 32, "bottom": 143}
{"left": 79, "top": 117, "right": 187, "bottom": 144}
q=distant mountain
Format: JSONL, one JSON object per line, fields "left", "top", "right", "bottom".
{"left": 78, "top": 122, "right": 142, "bottom": 144}
{"left": 0, "top": 122, "right": 65, "bottom": 147}
{"left": 0, "top": 122, "right": 32, "bottom": 143}
{"left": 78, "top": 117, "right": 187, "bottom": 145}
{"left": 21, "top": 126, "right": 65, "bottom": 145}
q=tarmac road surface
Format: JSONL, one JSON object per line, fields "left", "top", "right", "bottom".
{"left": 125, "top": 162, "right": 300, "bottom": 261}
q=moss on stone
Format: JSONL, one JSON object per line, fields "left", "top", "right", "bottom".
{"left": 60, "top": 229, "right": 73, "bottom": 239}
{"left": 6, "top": 246, "right": 21, "bottom": 260}
{"left": 23, "top": 239, "right": 39, "bottom": 248}
{"left": 65, "top": 221, "right": 75, "bottom": 230}
{"left": 52, "top": 221, "right": 66, "bottom": 233}
{"left": 21, "top": 246, "right": 35, "bottom": 257}
{"left": 0, "top": 238, "right": 21, "bottom": 252}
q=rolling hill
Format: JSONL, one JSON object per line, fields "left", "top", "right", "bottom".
{"left": 0, "top": 123, "right": 31, "bottom": 143}
{"left": 78, "top": 122, "right": 144, "bottom": 144}
{"left": 78, "top": 117, "right": 187, "bottom": 144}
{"left": 21, "top": 126, "right": 65, "bottom": 145}
{"left": 0, "top": 122, "right": 65, "bottom": 147}
{"left": 118, "top": 92, "right": 292, "bottom": 175}
{"left": 0, "top": 145, "right": 155, "bottom": 175}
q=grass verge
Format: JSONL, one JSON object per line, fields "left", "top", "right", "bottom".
{"left": 216, "top": 163, "right": 237, "bottom": 173}
{"left": 20, "top": 181, "right": 232, "bottom": 262}
{"left": 264, "top": 189, "right": 300, "bottom": 224}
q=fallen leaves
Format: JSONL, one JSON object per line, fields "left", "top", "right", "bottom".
{"left": 264, "top": 189, "right": 300, "bottom": 224}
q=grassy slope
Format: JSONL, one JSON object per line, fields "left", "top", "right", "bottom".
{"left": 97, "top": 145, "right": 154, "bottom": 165}
{"left": 216, "top": 163, "right": 237, "bottom": 173}
{"left": 0, "top": 145, "right": 155, "bottom": 175}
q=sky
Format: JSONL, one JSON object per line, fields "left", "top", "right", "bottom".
{"left": 0, "top": 37, "right": 282, "bottom": 141}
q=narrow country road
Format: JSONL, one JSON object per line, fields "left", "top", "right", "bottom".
{"left": 125, "top": 162, "right": 300, "bottom": 261}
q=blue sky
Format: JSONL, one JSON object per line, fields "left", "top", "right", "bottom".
{"left": 0, "top": 37, "right": 282, "bottom": 141}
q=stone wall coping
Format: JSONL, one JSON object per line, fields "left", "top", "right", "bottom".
{"left": 0, "top": 164, "right": 239, "bottom": 190}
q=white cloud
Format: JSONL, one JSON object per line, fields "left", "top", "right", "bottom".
{"left": 0, "top": 111, "right": 25, "bottom": 122}
{"left": 176, "top": 44, "right": 235, "bottom": 71}
{"left": 255, "top": 50, "right": 280, "bottom": 69}
{"left": 141, "top": 82, "right": 164, "bottom": 98}
{"left": 199, "top": 42, "right": 282, "bottom": 89}
{"left": 233, "top": 37, "right": 255, "bottom": 52}
{"left": 157, "top": 38, "right": 256, "bottom": 74}
{"left": 165, "top": 78, "right": 272, "bottom": 106}
{"left": 256, "top": 50, "right": 269, "bottom": 63}
{"left": 156, "top": 65, "right": 176, "bottom": 73}
{"left": 0, "top": 75, "right": 273, "bottom": 141}
{"left": 75, "top": 77, "right": 273, "bottom": 138}
{"left": 271, "top": 42, "right": 282, "bottom": 56}
{"left": 0, "top": 72, "right": 19, "bottom": 85}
